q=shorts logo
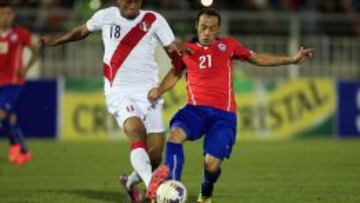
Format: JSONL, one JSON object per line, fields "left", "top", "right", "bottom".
{"left": 126, "top": 105, "right": 135, "bottom": 112}
{"left": 218, "top": 43, "right": 227, "bottom": 52}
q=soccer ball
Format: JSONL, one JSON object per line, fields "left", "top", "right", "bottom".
{"left": 156, "top": 180, "right": 187, "bottom": 203}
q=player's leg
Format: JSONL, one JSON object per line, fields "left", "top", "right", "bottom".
{"left": 9, "top": 113, "right": 32, "bottom": 165}
{"left": 145, "top": 103, "right": 166, "bottom": 170}
{"left": 198, "top": 111, "right": 237, "bottom": 202}
{"left": 0, "top": 86, "right": 24, "bottom": 163}
{"left": 121, "top": 131, "right": 165, "bottom": 196}
{"left": 147, "top": 105, "right": 207, "bottom": 200}
{"left": 111, "top": 96, "right": 154, "bottom": 189}
{"left": 166, "top": 104, "right": 208, "bottom": 180}
{"left": 122, "top": 98, "right": 166, "bottom": 186}
{"left": 147, "top": 132, "right": 164, "bottom": 169}
{"left": 197, "top": 155, "right": 222, "bottom": 203}
{"left": 0, "top": 108, "right": 21, "bottom": 162}
{"left": 123, "top": 117, "right": 153, "bottom": 188}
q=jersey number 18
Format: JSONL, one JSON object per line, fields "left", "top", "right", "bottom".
{"left": 110, "top": 25, "right": 121, "bottom": 39}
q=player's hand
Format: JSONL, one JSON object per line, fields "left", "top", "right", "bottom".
{"left": 291, "top": 47, "right": 314, "bottom": 64}
{"left": 168, "top": 41, "right": 193, "bottom": 56}
{"left": 148, "top": 87, "right": 161, "bottom": 103}
{"left": 17, "top": 67, "right": 29, "bottom": 77}
{"left": 40, "top": 35, "right": 58, "bottom": 46}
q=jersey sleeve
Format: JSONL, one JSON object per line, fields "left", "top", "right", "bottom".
{"left": 154, "top": 13, "right": 175, "bottom": 47}
{"left": 86, "top": 9, "right": 104, "bottom": 32}
{"left": 17, "top": 27, "right": 32, "bottom": 46}
{"left": 230, "top": 38, "right": 253, "bottom": 61}
{"left": 171, "top": 52, "right": 186, "bottom": 75}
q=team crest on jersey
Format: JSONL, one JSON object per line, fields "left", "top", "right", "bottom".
{"left": 218, "top": 43, "right": 227, "bottom": 52}
{"left": 139, "top": 22, "right": 150, "bottom": 32}
{"left": 10, "top": 33, "right": 18, "bottom": 42}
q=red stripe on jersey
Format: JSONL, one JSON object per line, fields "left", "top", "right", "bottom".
{"left": 103, "top": 13, "right": 157, "bottom": 85}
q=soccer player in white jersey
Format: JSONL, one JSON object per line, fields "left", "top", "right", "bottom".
{"left": 41, "top": 0, "right": 187, "bottom": 202}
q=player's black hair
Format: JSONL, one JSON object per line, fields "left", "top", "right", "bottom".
{"left": 196, "top": 8, "right": 221, "bottom": 26}
{"left": 0, "top": 2, "right": 11, "bottom": 8}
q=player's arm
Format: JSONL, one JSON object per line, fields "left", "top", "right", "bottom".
{"left": 164, "top": 41, "right": 192, "bottom": 57}
{"left": 148, "top": 68, "right": 183, "bottom": 103}
{"left": 41, "top": 24, "right": 91, "bottom": 46}
{"left": 248, "top": 47, "right": 314, "bottom": 66}
{"left": 19, "top": 42, "right": 40, "bottom": 76}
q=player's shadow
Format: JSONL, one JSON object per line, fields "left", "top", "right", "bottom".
{"left": 66, "top": 189, "right": 126, "bottom": 203}
{"left": 42, "top": 189, "right": 130, "bottom": 203}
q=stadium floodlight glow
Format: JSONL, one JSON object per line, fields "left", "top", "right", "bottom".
{"left": 89, "top": 0, "right": 101, "bottom": 10}
{"left": 201, "top": 0, "right": 213, "bottom": 7}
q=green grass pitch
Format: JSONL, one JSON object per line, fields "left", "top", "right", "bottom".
{"left": 1, "top": 138, "right": 360, "bottom": 203}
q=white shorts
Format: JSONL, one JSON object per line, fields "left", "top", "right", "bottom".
{"left": 106, "top": 93, "right": 164, "bottom": 134}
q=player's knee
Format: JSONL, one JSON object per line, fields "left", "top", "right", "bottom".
{"left": 123, "top": 118, "right": 146, "bottom": 141}
{"left": 9, "top": 114, "right": 17, "bottom": 125}
{"left": 204, "top": 156, "right": 222, "bottom": 173}
{"left": 168, "top": 128, "right": 187, "bottom": 144}
{"left": 0, "top": 109, "right": 7, "bottom": 121}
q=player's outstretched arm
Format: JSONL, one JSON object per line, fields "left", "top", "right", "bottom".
{"left": 41, "top": 24, "right": 91, "bottom": 46}
{"left": 248, "top": 47, "right": 314, "bottom": 67}
{"left": 148, "top": 68, "right": 183, "bottom": 103}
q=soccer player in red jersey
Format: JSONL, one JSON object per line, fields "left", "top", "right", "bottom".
{"left": 148, "top": 8, "right": 314, "bottom": 202}
{"left": 0, "top": 3, "right": 39, "bottom": 165}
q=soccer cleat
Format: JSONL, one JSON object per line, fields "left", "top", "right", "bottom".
{"left": 8, "top": 144, "right": 21, "bottom": 163}
{"left": 118, "top": 174, "right": 143, "bottom": 203}
{"left": 15, "top": 151, "right": 32, "bottom": 166}
{"left": 146, "top": 165, "right": 170, "bottom": 200}
{"left": 197, "top": 193, "right": 213, "bottom": 203}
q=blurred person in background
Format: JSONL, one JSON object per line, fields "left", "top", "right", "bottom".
{"left": 148, "top": 8, "right": 314, "bottom": 203}
{"left": 41, "top": 0, "right": 188, "bottom": 202}
{"left": 0, "top": 2, "right": 39, "bottom": 165}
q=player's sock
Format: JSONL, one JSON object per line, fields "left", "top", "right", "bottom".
{"left": 201, "top": 168, "right": 222, "bottom": 197}
{"left": 165, "top": 142, "right": 184, "bottom": 180}
{"left": 10, "top": 124, "right": 28, "bottom": 153}
{"left": 126, "top": 171, "right": 142, "bottom": 189}
{"left": 1, "top": 119, "right": 17, "bottom": 145}
{"left": 130, "top": 141, "right": 152, "bottom": 188}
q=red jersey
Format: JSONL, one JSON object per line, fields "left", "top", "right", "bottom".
{"left": 0, "top": 27, "right": 32, "bottom": 85}
{"left": 177, "top": 37, "right": 252, "bottom": 113}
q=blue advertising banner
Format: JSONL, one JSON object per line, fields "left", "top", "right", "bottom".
{"left": 337, "top": 81, "right": 360, "bottom": 137}
{"left": 15, "top": 80, "right": 59, "bottom": 139}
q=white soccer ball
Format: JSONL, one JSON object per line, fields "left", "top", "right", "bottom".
{"left": 156, "top": 180, "right": 187, "bottom": 203}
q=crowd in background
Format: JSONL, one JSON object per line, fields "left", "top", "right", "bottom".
{"left": 7, "top": 0, "right": 360, "bottom": 13}
{"left": 3, "top": 0, "right": 359, "bottom": 35}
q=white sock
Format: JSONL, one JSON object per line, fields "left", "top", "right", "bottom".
{"left": 126, "top": 171, "right": 142, "bottom": 189}
{"left": 130, "top": 147, "right": 152, "bottom": 188}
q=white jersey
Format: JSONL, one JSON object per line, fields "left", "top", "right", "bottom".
{"left": 86, "top": 7, "right": 175, "bottom": 96}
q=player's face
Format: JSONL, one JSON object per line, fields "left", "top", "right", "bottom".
{"left": 116, "top": 0, "right": 142, "bottom": 19}
{"left": 0, "top": 7, "right": 15, "bottom": 29}
{"left": 196, "top": 15, "right": 220, "bottom": 46}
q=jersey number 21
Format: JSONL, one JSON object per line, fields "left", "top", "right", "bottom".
{"left": 199, "top": 55, "right": 212, "bottom": 69}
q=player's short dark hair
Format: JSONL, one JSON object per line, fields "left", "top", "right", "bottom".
{"left": 196, "top": 8, "right": 221, "bottom": 26}
{"left": 0, "top": 1, "right": 11, "bottom": 8}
